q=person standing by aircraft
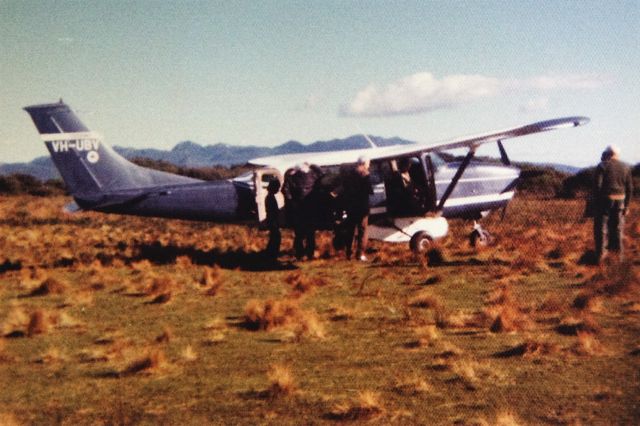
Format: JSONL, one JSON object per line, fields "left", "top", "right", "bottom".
{"left": 282, "top": 162, "right": 323, "bottom": 260}
{"left": 343, "top": 156, "right": 373, "bottom": 261}
{"left": 387, "top": 158, "right": 421, "bottom": 216}
{"left": 592, "top": 145, "right": 633, "bottom": 263}
{"left": 264, "top": 179, "right": 281, "bottom": 262}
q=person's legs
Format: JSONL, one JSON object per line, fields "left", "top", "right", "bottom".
{"left": 593, "top": 213, "right": 607, "bottom": 262}
{"left": 305, "top": 225, "right": 316, "bottom": 260}
{"left": 355, "top": 216, "right": 369, "bottom": 259}
{"left": 293, "top": 219, "right": 305, "bottom": 260}
{"left": 266, "top": 228, "right": 281, "bottom": 260}
{"left": 607, "top": 201, "right": 624, "bottom": 260}
{"left": 343, "top": 216, "right": 356, "bottom": 259}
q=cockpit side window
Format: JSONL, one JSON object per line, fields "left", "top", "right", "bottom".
{"left": 369, "top": 161, "right": 390, "bottom": 185}
{"left": 430, "top": 152, "right": 448, "bottom": 169}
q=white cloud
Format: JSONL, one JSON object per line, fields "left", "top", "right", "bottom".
{"left": 342, "top": 72, "right": 609, "bottom": 118}
{"left": 341, "top": 72, "right": 500, "bottom": 117}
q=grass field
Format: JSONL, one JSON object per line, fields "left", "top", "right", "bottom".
{"left": 0, "top": 195, "right": 638, "bottom": 425}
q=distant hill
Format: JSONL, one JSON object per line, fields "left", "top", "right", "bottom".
{"left": 0, "top": 135, "right": 412, "bottom": 181}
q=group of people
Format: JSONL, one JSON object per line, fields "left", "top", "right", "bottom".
{"left": 263, "top": 156, "right": 373, "bottom": 262}
{"left": 264, "top": 144, "right": 632, "bottom": 265}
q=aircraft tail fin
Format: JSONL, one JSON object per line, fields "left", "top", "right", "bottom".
{"left": 24, "top": 101, "right": 198, "bottom": 197}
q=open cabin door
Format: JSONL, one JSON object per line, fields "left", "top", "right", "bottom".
{"left": 383, "top": 155, "right": 435, "bottom": 217}
{"left": 253, "top": 168, "right": 284, "bottom": 225}
{"left": 421, "top": 153, "right": 437, "bottom": 212}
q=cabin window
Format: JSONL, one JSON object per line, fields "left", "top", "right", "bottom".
{"left": 430, "top": 152, "right": 448, "bottom": 169}
{"left": 369, "top": 161, "right": 390, "bottom": 185}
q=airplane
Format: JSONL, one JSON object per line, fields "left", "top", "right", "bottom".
{"left": 23, "top": 100, "right": 589, "bottom": 254}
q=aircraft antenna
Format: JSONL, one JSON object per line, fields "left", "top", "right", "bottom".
{"left": 356, "top": 124, "right": 377, "bottom": 148}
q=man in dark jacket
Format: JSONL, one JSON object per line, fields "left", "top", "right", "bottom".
{"left": 593, "top": 145, "right": 633, "bottom": 263}
{"left": 282, "top": 163, "right": 323, "bottom": 260}
{"left": 342, "top": 156, "right": 373, "bottom": 261}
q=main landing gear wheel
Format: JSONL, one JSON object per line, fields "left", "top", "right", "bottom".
{"left": 469, "top": 226, "right": 493, "bottom": 248}
{"left": 410, "top": 231, "right": 433, "bottom": 255}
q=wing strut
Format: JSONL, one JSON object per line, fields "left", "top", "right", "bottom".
{"left": 497, "top": 140, "right": 511, "bottom": 166}
{"left": 436, "top": 148, "right": 476, "bottom": 212}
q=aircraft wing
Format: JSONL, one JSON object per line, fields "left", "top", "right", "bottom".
{"left": 249, "top": 116, "right": 589, "bottom": 171}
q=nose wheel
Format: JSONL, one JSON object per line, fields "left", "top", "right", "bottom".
{"left": 469, "top": 221, "right": 493, "bottom": 248}
{"left": 410, "top": 231, "right": 433, "bottom": 254}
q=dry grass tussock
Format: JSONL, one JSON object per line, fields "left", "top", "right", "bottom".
{"left": 570, "top": 331, "right": 607, "bottom": 356}
{"left": 327, "top": 305, "right": 353, "bottom": 321}
{"left": 494, "top": 337, "right": 560, "bottom": 358}
{"left": 285, "top": 271, "right": 328, "bottom": 297}
{"left": 484, "top": 282, "right": 532, "bottom": 333}
{"left": 243, "top": 298, "right": 325, "bottom": 339}
{"left": 130, "top": 259, "right": 153, "bottom": 272}
{"left": 556, "top": 314, "right": 600, "bottom": 336}
{"left": 155, "top": 327, "right": 173, "bottom": 344}
{"left": 572, "top": 292, "right": 603, "bottom": 313}
{"left": 536, "top": 293, "right": 566, "bottom": 314}
{"left": 80, "top": 332, "right": 134, "bottom": 364}
{"left": 430, "top": 342, "right": 464, "bottom": 370}
{"left": 199, "top": 266, "right": 223, "bottom": 296}
{"left": 495, "top": 411, "right": 524, "bottom": 426}
{"left": 203, "top": 316, "right": 227, "bottom": 344}
{"left": 1, "top": 304, "right": 30, "bottom": 337}
{"left": 392, "top": 375, "right": 433, "bottom": 395}
{"left": 175, "top": 255, "right": 192, "bottom": 269}
{"left": 28, "top": 276, "right": 67, "bottom": 296}
{"left": 18, "top": 267, "right": 47, "bottom": 291}
{"left": 328, "top": 391, "right": 384, "bottom": 421}
{"left": 141, "top": 276, "right": 180, "bottom": 304}
{"left": 266, "top": 364, "right": 296, "bottom": 397}
{"left": 409, "top": 325, "right": 439, "bottom": 348}
{"left": 181, "top": 345, "right": 198, "bottom": 362}
{"left": 27, "top": 309, "right": 51, "bottom": 337}
{"left": 120, "top": 348, "right": 168, "bottom": 376}
{"left": 408, "top": 291, "right": 441, "bottom": 309}
{"left": 450, "top": 358, "right": 506, "bottom": 390}
{"left": 33, "top": 346, "right": 68, "bottom": 364}
{"left": 64, "top": 289, "right": 95, "bottom": 307}
{"left": 1, "top": 308, "right": 70, "bottom": 338}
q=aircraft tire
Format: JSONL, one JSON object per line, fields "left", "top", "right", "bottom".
{"left": 469, "top": 228, "right": 492, "bottom": 248}
{"left": 410, "top": 231, "right": 432, "bottom": 254}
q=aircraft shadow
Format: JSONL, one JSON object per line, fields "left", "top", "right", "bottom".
{"left": 133, "top": 242, "right": 298, "bottom": 272}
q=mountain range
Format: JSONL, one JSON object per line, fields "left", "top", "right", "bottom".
{"left": 0, "top": 135, "right": 581, "bottom": 181}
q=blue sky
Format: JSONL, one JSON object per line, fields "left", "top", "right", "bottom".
{"left": 1, "top": 1, "right": 638, "bottom": 167}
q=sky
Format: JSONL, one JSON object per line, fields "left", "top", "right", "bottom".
{"left": 1, "top": 1, "right": 638, "bottom": 167}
